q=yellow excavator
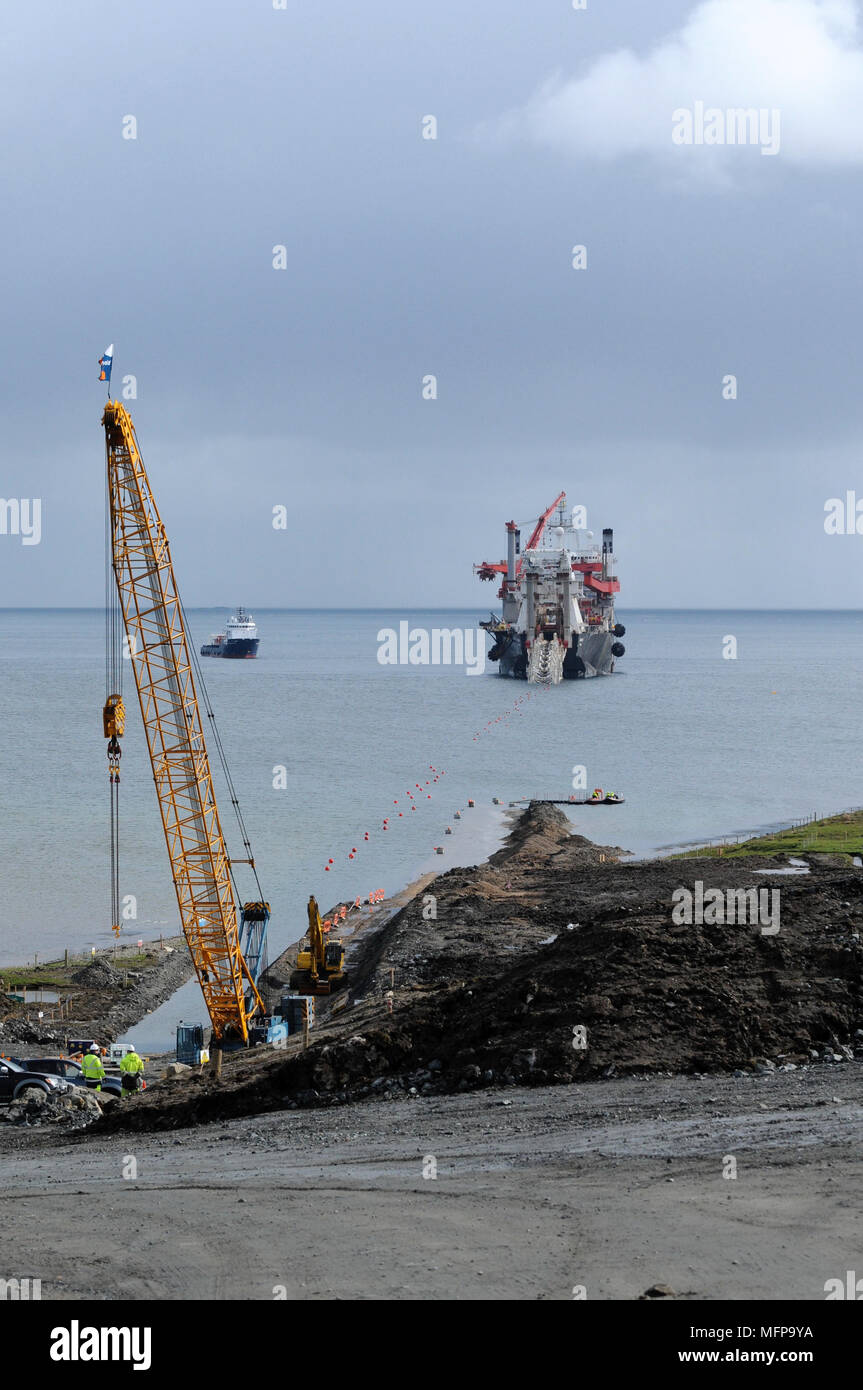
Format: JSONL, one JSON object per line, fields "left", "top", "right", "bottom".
{"left": 291, "top": 896, "right": 346, "bottom": 995}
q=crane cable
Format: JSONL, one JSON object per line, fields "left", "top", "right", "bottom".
{"left": 177, "top": 594, "right": 265, "bottom": 906}
{"left": 105, "top": 465, "right": 124, "bottom": 936}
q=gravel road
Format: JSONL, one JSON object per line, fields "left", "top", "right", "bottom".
{"left": 2, "top": 1063, "right": 860, "bottom": 1301}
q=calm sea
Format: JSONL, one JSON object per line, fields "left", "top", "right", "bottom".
{"left": 2, "top": 609, "right": 861, "bottom": 996}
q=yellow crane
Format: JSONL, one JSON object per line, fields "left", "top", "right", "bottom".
{"left": 101, "top": 400, "right": 267, "bottom": 1044}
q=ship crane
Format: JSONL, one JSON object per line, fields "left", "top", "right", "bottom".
{"left": 520, "top": 490, "right": 566, "bottom": 562}
{"left": 101, "top": 400, "right": 269, "bottom": 1044}
{"left": 474, "top": 491, "right": 567, "bottom": 594}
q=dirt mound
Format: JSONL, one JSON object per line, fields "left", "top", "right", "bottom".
{"left": 100, "top": 870, "right": 863, "bottom": 1134}
{"left": 92, "top": 806, "right": 863, "bottom": 1133}
{"left": 71, "top": 959, "right": 123, "bottom": 987}
{"left": 256, "top": 876, "right": 863, "bottom": 1101}
{"left": 490, "top": 801, "right": 620, "bottom": 869}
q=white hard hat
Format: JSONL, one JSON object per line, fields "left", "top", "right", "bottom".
{"left": 89, "top": 1044, "right": 100, "bottom": 1053}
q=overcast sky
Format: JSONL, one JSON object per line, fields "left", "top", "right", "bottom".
{"left": 2, "top": 0, "right": 863, "bottom": 607}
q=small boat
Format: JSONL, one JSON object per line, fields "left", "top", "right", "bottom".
{"left": 201, "top": 607, "right": 260, "bottom": 659}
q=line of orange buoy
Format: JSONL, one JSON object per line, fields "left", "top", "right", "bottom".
{"left": 472, "top": 685, "right": 551, "bottom": 741}
{"left": 321, "top": 763, "right": 447, "bottom": 893}
{"left": 319, "top": 681, "right": 551, "bottom": 915}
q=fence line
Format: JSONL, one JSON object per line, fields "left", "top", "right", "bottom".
{"left": 684, "top": 806, "right": 863, "bottom": 858}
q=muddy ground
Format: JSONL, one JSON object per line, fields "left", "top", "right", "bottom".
{"left": 73, "top": 802, "right": 862, "bottom": 1132}
{"left": 3, "top": 803, "right": 862, "bottom": 1300}
{"left": 1, "top": 1064, "right": 860, "bottom": 1299}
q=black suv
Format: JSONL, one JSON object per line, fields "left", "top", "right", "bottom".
{"left": 0, "top": 1058, "right": 73, "bottom": 1102}
{"left": 10, "top": 1057, "right": 123, "bottom": 1098}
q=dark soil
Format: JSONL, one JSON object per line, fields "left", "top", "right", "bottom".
{"left": 95, "top": 802, "right": 863, "bottom": 1133}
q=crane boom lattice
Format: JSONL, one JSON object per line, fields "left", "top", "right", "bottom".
{"left": 102, "top": 400, "right": 262, "bottom": 1042}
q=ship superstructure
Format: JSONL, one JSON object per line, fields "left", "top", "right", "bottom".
{"left": 475, "top": 493, "right": 624, "bottom": 682}
{"left": 201, "top": 607, "right": 260, "bottom": 659}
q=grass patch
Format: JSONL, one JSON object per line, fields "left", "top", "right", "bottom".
{"left": 1, "top": 947, "right": 165, "bottom": 988}
{"left": 673, "top": 809, "right": 863, "bottom": 860}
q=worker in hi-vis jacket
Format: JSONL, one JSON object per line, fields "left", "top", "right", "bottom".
{"left": 80, "top": 1045, "right": 105, "bottom": 1091}
{"left": 119, "top": 1047, "right": 145, "bottom": 1098}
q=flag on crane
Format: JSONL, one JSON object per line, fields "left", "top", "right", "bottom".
{"left": 98, "top": 345, "right": 114, "bottom": 383}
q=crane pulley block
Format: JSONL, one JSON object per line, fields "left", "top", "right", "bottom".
{"left": 241, "top": 901, "right": 270, "bottom": 922}
{"left": 103, "top": 693, "right": 125, "bottom": 739}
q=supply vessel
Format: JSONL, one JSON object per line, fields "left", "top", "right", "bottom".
{"left": 201, "top": 608, "right": 260, "bottom": 659}
{"left": 475, "top": 492, "right": 624, "bottom": 681}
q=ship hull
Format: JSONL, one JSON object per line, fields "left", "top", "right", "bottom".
{"left": 201, "top": 638, "right": 259, "bottom": 659}
{"left": 495, "top": 629, "right": 615, "bottom": 679}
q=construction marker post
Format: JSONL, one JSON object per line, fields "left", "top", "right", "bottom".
{"left": 212, "top": 1046, "right": 223, "bottom": 1080}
